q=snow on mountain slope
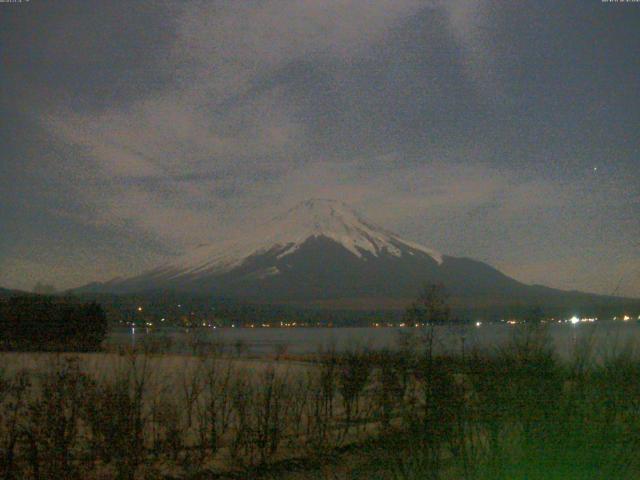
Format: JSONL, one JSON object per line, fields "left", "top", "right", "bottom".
{"left": 74, "top": 199, "right": 640, "bottom": 312}
{"left": 169, "top": 199, "right": 442, "bottom": 278}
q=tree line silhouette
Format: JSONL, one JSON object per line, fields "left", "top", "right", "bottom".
{"left": 0, "top": 295, "right": 107, "bottom": 351}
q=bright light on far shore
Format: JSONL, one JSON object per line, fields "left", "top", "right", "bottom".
{"left": 569, "top": 316, "right": 580, "bottom": 325}
{"left": 475, "top": 321, "right": 482, "bottom": 327}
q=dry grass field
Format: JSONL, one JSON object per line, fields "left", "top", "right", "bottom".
{"left": 3, "top": 325, "right": 640, "bottom": 479}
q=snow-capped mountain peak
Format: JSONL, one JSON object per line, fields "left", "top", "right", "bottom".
{"left": 171, "top": 199, "right": 442, "bottom": 277}
{"left": 75, "top": 200, "right": 639, "bottom": 314}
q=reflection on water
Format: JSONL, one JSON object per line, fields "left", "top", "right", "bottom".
{"left": 107, "top": 322, "right": 640, "bottom": 358}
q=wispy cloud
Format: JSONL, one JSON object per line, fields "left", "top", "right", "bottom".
{"left": 3, "top": 0, "right": 638, "bottom": 295}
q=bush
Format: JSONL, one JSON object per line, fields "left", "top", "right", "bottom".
{"left": 0, "top": 370, "right": 31, "bottom": 479}
{"left": 0, "top": 296, "right": 108, "bottom": 351}
{"left": 23, "top": 357, "right": 92, "bottom": 479}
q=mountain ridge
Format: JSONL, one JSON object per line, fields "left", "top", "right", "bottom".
{"left": 76, "top": 199, "right": 638, "bottom": 312}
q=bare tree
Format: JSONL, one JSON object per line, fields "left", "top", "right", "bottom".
{"left": 404, "top": 283, "right": 451, "bottom": 359}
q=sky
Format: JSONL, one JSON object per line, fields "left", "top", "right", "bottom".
{"left": 1, "top": 0, "right": 639, "bottom": 297}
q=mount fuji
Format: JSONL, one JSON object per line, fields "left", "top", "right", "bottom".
{"left": 79, "top": 199, "right": 636, "bottom": 312}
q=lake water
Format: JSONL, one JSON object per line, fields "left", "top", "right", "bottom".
{"left": 108, "top": 321, "right": 640, "bottom": 359}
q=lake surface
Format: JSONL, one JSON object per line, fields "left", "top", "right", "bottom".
{"left": 108, "top": 321, "right": 640, "bottom": 359}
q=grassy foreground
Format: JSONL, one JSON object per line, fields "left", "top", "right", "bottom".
{"left": 1, "top": 323, "right": 640, "bottom": 479}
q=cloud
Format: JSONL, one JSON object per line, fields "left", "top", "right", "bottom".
{"left": 173, "top": 1, "right": 426, "bottom": 91}
{"left": 4, "top": 0, "right": 638, "bottom": 296}
{"left": 39, "top": 1, "right": 432, "bottom": 246}
{"left": 440, "top": 0, "right": 503, "bottom": 101}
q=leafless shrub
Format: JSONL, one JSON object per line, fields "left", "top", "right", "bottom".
{"left": 0, "top": 369, "right": 31, "bottom": 479}
{"left": 193, "top": 356, "right": 235, "bottom": 464}
{"left": 180, "top": 358, "right": 204, "bottom": 430}
{"left": 226, "top": 366, "right": 294, "bottom": 468}
{"left": 412, "top": 357, "right": 456, "bottom": 476}
{"left": 149, "top": 396, "right": 183, "bottom": 462}
{"left": 372, "top": 349, "right": 406, "bottom": 430}
{"left": 337, "top": 348, "right": 372, "bottom": 440}
{"left": 283, "top": 373, "right": 311, "bottom": 445}
{"left": 23, "top": 356, "right": 92, "bottom": 479}
{"left": 304, "top": 348, "right": 338, "bottom": 454}
{"left": 82, "top": 353, "right": 152, "bottom": 480}
{"left": 227, "top": 373, "right": 256, "bottom": 466}
{"left": 253, "top": 366, "right": 292, "bottom": 464}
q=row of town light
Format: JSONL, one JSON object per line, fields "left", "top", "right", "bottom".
{"left": 132, "top": 306, "right": 638, "bottom": 329}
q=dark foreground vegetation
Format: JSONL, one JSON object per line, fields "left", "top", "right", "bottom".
{"left": 0, "top": 296, "right": 107, "bottom": 351}
{"left": 1, "top": 320, "right": 640, "bottom": 480}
